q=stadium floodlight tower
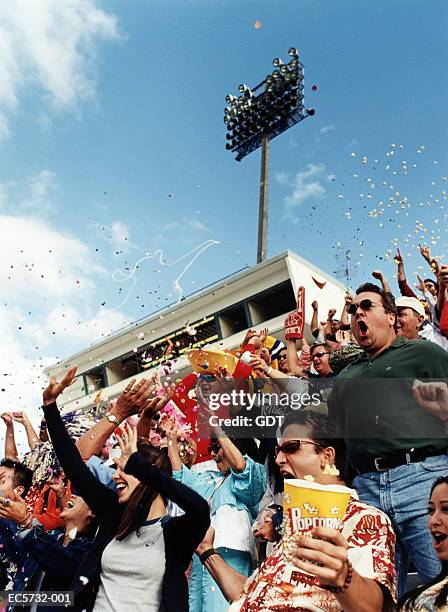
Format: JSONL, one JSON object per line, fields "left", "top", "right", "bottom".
{"left": 224, "top": 48, "right": 315, "bottom": 263}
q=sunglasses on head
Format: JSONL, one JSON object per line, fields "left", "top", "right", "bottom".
{"left": 347, "top": 298, "right": 378, "bottom": 315}
{"left": 275, "top": 439, "right": 322, "bottom": 456}
{"left": 199, "top": 374, "right": 215, "bottom": 383}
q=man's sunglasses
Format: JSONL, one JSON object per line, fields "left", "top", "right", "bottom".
{"left": 208, "top": 443, "right": 220, "bottom": 454}
{"left": 347, "top": 298, "right": 379, "bottom": 315}
{"left": 275, "top": 440, "right": 322, "bottom": 456}
{"left": 311, "top": 351, "right": 328, "bottom": 360}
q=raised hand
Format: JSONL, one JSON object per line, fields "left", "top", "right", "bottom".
{"left": 394, "top": 248, "right": 403, "bottom": 265}
{"left": 284, "top": 286, "right": 305, "bottom": 340}
{"left": 1, "top": 413, "right": 13, "bottom": 427}
{"left": 415, "top": 273, "right": 426, "bottom": 294}
{"left": 140, "top": 384, "right": 175, "bottom": 420}
{"left": 259, "top": 328, "right": 269, "bottom": 345}
{"left": 412, "top": 380, "right": 448, "bottom": 422}
{"left": 249, "top": 356, "right": 269, "bottom": 377}
{"left": 116, "top": 423, "right": 138, "bottom": 468}
{"left": 419, "top": 244, "right": 432, "bottom": 262}
{"left": 327, "top": 308, "right": 337, "bottom": 320}
{"left": 371, "top": 270, "right": 383, "bottom": 281}
{"left": 43, "top": 367, "right": 78, "bottom": 406}
{"left": 311, "top": 300, "right": 318, "bottom": 311}
{"left": 113, "top": 378, "right": 156, "bottom": 420}
{"left": 11, "top": 411, "right": 30, "bottom": 426}
{"left": 344, "top": 293, "right": 353, "bottom": 305}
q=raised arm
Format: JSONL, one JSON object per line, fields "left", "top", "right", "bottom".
{"left": 11, "top": 411, "right": 39, "bottom": 451}
{"left": 395, "top": 248, "right": 417, "bottom": 298}
{"left": 76, "top": 378, "right": 154, "bottom": 460}
{"left": 420, "top": 244, "right": 440, "bottom": 276}
{"left": 1, "top": 413, "right": 18, "bottom": 459}
{"left": 136, "top": 386, "right": 174, "bottom": 440}
{"left": 340, "top": 293, "right": 352, "bottom": 328}
{"left": 371, "top": 270, "right": 392, "bottom": 295}
{"left": 311, "top": 300, "right": 319, "bottom": 337}
{"left": 117, "top": 426, "right": 209, "bottom": 524}
{"left": 196, "top": 527, "right": 247, "bottom": 603}
{"left": 42, "top": 368, "right": 116, "bottom": 515}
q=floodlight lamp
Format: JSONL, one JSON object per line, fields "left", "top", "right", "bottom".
{"left": 238, "top": 83, "right": 249, "bottom": 93}
{"left": 306, "top": 108, "right": 316, "bottom": 116}
{"left": 225, "top": 94, "right": 233, "bottom": 104}
{"left": 288, "top": 47, "right": 298, "bottom": 57}
{"left": 225, "top": 143, "right": 233, "bottom": 150}
{"left": 272, "top": 58, "right": 284, "bottom": 67}
{"left": 280, "top": 64, "right": 288, "bottom": 75}
{"left": 272, "top": 70, "right": 281, "bottom": 79}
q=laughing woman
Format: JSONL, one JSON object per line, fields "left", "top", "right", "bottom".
{"left": 42, "top": 368, "right": 210, "bottom": 612}
{"left": 400, "top": 477, "right": 448, "bottom": 610}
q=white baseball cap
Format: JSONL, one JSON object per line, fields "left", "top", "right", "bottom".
{"left": 395, "top": 296, "right": 426, "bottom": 318}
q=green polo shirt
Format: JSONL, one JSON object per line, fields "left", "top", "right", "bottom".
{"left": 328, "top": 336, "right": 448, "bottom": 465}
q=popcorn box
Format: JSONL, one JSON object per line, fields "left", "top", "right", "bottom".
{"left": 283, "top": 479, "right": 353, "bottom": 535}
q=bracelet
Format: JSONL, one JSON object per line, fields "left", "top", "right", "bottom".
{"left": 199, "top": 548, "right": 219, "bottom": 564}
{"left": 19, "top": 514, "right": 33, "bottom": 529}
{"left": 321, "top": 559, "right": 353, "bottom": 593}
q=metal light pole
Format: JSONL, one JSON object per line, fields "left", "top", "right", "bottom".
{"left": 224, "top": 48, "right": 314, "bottom": 263}
{"left": 257, "top": 133, "right": 269, "bottom": 263}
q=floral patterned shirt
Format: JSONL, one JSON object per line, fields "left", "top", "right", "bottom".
{"left": 229, "top": 496, "right": 396, "bottom": 611}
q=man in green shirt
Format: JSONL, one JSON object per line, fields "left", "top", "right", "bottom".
{"left": 328, "top": 282, "right": 448, "bottom": 598}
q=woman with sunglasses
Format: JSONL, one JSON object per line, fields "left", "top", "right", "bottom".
{"left": 195, "top": 411, "right": 397, "bottom": 611}
{"left": 41, "top": 368, "right": 210, "bottom": 612}
{"left": 169, "top": 420, "right": 266, "bottom": 612}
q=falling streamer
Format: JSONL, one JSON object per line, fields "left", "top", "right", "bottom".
{"left": 110, "top": 239, "right": 220, "bottom": 310}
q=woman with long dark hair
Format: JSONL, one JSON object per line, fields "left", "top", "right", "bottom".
{"left": 400, "top": 476, "right": 448, "bottom": 610}
{"left": 42, "top": 367, "right": 210, "bottom": 612}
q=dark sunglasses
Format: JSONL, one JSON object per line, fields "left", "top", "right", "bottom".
{"left": 208, "top": 443, "right": 220, "bottom": 454}
{"left": 311, "top": 351, "right": 328, "bottom": 360}
{"left": 278, "top": 353, "right": 287, "bottom": 360}
{"left": 347, "top": 298, "right": 377, "bottom": 315}
{"left": 199, "top": 374, "right": 215, "bottom": 383}
{"left": 275, "top": 439, "right": 322, "bottom": 456}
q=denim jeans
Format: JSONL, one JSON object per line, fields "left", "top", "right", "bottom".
{"left": 353, "top": 454, "right": 448, "bottom": 599}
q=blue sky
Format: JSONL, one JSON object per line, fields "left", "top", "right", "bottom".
{"left": 0, "top": 0, "right": 447, "bottom": 442}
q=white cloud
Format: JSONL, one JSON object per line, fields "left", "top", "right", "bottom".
{"left": 0, "top": 170, "right": 56, "bottom": 216}
{"left": 274, "top": 171, "right": 290, "bottom": 185}
{"left": 0, "top": 0, "right": 119, "bottom": 137}
{"left": 320, "top": 125, "right": 335, "bottom": 135}
{"left": 283, "top": 163, "right": 327, "bottom": 221}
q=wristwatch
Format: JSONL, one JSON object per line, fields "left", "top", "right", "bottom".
{"left": 105, "top": 413, "right": 120, "bottom": 426}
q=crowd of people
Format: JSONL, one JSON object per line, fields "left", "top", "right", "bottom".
{"left": 0, "top": 244, "right": 448, "bottom": 611}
